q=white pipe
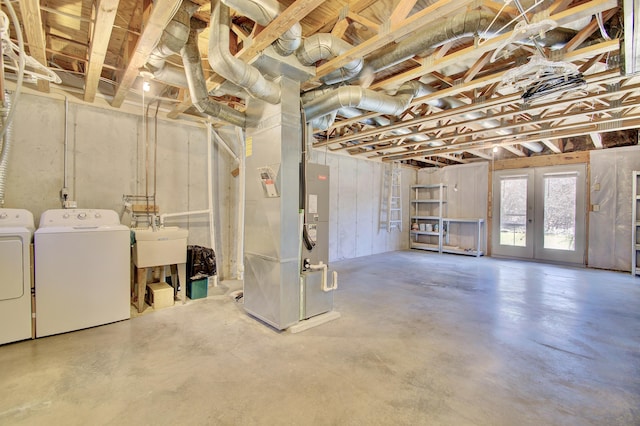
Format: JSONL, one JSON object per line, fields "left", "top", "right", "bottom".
{"left": 211, "top": 129, "right": 239, "bottom": 162}
{"left": 308, "top": 261, "right": 338, "bottom": 292}
{"left": 207, "top": 123, "right": 217, "bottom": 286}
{"left": 235, "top": 126, "right": 245, "bottom": 281}
{"left": 159, "top": 209, "right": 210, "bottom": 225}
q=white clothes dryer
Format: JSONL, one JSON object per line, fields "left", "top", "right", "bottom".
{"left": 0, "top": 208, "right": 35, "bottom": 345}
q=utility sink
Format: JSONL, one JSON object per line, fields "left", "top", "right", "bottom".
{"left": 132, "top": 226, "right": 189, "bottom": 268}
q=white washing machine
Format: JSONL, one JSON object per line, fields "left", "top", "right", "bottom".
{"left": 0, "top": 208, "right": 34, "bottom": 345}
{"left": 35, "top": 209, "right": 130, "bottom": 338}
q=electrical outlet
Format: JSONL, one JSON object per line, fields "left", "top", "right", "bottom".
{"left": 592, "top": 204, "right": 600, "bottom": 212}
{"left": 594, "top": 183, "right": 600, "bottom": 191}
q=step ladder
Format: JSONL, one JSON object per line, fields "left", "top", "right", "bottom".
{"left": 380, "top": 162, "right": 402, "bottom": 232}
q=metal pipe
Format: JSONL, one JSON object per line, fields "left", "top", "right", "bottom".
{"left": 296, "top": 33, "right": 363, "bottom": 85}
{"left": 221, "top": 0, "right": 301, "bottom": 56}
{"left": 182, "top": 24, "right": 246, "bottom": 127}
{"left": 208, "top": 1, "right": 280, "bottom": 104}
{"left": 234, "top": 126, "right": 245, "bottom": 281}
{"left": 160, "top": 209, "right": 210, "bottom": 225}
{"left": 63, "top": 96, "right": 68, "bottom": 189}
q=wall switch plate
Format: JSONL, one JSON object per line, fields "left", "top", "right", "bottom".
{"left": 592, "top": 204, "right": 600, "bottom": 212}
{"left": 594, "top": 183, "right": 601, "bottom": 191}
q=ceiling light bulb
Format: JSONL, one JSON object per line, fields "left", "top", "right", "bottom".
{"left": 143, "top": 81, "right": 151, "bottom": 92}
{"left": 493, "top": 145, "right": 498, "bottom": 153}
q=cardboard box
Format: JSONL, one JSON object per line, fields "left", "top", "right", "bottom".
{"left": 146, "top": 282, "right": 174, "bottom": 309}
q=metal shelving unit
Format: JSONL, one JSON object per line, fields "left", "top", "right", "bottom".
{"left": 442, "top": 218, "right": 485, "bottom": 257}
{"left": 632, "top": 171, "right": 640, "bottom": 276}
{"left": 410, "top": 184, "right": 446, "bottom": 252}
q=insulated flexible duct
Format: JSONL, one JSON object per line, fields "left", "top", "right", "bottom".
{"left": 209, "top": 1, "right": 281, "bottom": 104}
{"left": 296, "top": 33, "right": 364, "bottom": 85}
{"left": 221, "top": 0, "right": 301, "bottom": 56}
{"left": 182, "top": 24, "right": 246, "bottom": 127}
{"left": 144, "top": 0, "right": 198, "bottom": 85}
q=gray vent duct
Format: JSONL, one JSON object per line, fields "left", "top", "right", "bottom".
{"left": 221, "top": 0, "right": 301, "bottom": 56}
{"left": 304, "top": 81, "right": 428, "bottom": 122}
{"left": 209, "top": 1, "right": 281, "bottom": 104}
{"left": 296, "top": 34, "right": 364, "bottom": 85}
{"left": 144, "top": 0, "right": 198, "bottom": 86}
{"left": 367, "top": 11, "right": 509, "bottom": 74}
{"left": 182, "top": 24, "right": 246, "bottom": 127}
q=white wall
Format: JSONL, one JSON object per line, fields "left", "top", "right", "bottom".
{"left": 589, "top": 146, "right": 640, "bottom": 271}
{"left": 4, "top": 93, "right": 239, "bottom": 278}
{"left": 417, "top": 162, "right": 488, "bottom": 252}
{"left": 309, "top": 150, "right": 415, "bottom": 262}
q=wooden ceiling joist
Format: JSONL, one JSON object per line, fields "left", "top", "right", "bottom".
{"left": 111, "top": 0, "right": 181, "bottom": 108}
{"left": 18, "top": 0, "right": 49, "bottom": 92}
{"left": 84, "top": 0, "right": 120, "bottom": 103}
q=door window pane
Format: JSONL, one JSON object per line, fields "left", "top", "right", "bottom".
{"left": 500, "top": 177, "right": 527, "bottom": 246}
{"left": 543, "top": 174, "right": 577, "bottom": 250}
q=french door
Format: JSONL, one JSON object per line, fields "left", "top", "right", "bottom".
{"left": 492, "top": 164, "right": 586, "bottom": 264}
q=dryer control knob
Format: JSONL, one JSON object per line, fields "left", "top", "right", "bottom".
{"left": 95, "top": 213, "right": 101, "bottom": 218}
{"left": 0, "top": 212, "right": 7, "bottom": 219}
{"left": 63, "top": 213, "right": 70, "bottom": 219}
{"left": 78, "top": 212, "right": 87, "bottom": 220}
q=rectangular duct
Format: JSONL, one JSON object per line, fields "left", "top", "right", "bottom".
{"left": 243, "top": 76, "right": 302, "bottom": 330}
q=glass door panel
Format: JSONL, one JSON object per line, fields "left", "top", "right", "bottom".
{"left": 492, "top": 170, "right": 534, "bottom": 259}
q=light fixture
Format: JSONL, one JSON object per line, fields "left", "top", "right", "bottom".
{"left": 143, "top": 81, "right": 151, "bottom": 92}
{"left": 493, "top": 145, "right": 499, "bottom": 153}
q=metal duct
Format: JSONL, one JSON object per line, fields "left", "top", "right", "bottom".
{"left": 182, "top": 25, "right": 246, "bottom": 127}
{"left": 296, "top": 34, "right": 364, "bottom": 85}
{"left": 367, "top": 11, "right": 509, "bottom": 73}
{"left": 144, "top": 1, "right": 198, "bottom": 81}
{"left": 0, "top": 92, "right": 12, "bottom": 205}
{"left": 221, "top": 0, "right": 301, "bottom": 56}
{"left": 304, "top": 81, "right": 426, "bottom": 121}
{"left": 209, "top": 1, "right": 281, "bottom": 104}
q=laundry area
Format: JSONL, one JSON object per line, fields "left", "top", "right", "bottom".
{"left": 0, "top": 0, "right": 640, "bottom": 424}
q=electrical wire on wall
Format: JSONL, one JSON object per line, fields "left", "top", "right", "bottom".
{"left": 300, "top": 101, "right": 315, "bottom": 252}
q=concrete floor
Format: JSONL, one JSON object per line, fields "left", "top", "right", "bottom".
{"left": 1, "top": 250, "right": 639, "bottom": 425}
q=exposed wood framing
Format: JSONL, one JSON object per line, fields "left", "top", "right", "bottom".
{"left": 18, "top": 0, "right": 49, "bottom": 92}
{"left": 112, "top": 0, "right": 181, "bottom": 108}
{"left": 84, "top": 0, "right": 120, "bottom": 102}
{"left": 589, "top": 132, "right": 603, "bottom": 148}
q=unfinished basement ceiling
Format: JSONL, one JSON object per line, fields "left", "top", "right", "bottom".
{"left": 3, "top": 0, "right": 638, "bottom": 168}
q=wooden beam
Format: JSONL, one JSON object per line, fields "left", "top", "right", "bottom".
{"left": 542, "top": 139, "right": 563, "bottom": 153}
{"left": 463, "top": 51, "right": 494, "bottom": 83}
{"left": 313, "top": 0, "right": 479, "bottom": 82}
{"left": 502, "top": 145, "right": 527, "bottom": 157}
{"left": 112, "top": 0, "right": 181, "bottom": 108}
{"left": 589, "top": 132, "right": 603, "bottom": 148}
{"left": 389, "top": 0, "right": 419, "bottom": 27}
{"left": 466, "top": 149, "right": 493, "bottom": 160}
{"left": 237, "top": 0, "right": 325, "bottom": 61}
{"left": 84, "top": 0, "right": 120, "bottom": 103}
{"left": 331, "top": 18, "right": 350, "bottom": 38}
{"left": 370, "top": 0, "right": 618, "bottom": 89}
{"left": 18, "top": 0, "right": 49, "bottom": 92}
{"left": 346, "top": 11, "right": 380, "bottom": 32}
{"left": 436, "top": 154, "right": 469, "bottom": 163}
{"left": 563, "top": 8, "right": 618, "bottom": 53}
{"left": 492, "top": 151, "right": 590, "bottom": 170}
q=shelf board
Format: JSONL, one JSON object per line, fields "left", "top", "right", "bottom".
{"left": 411, "top": 216, "right": 440, "bottom": 220}
{"left": 442, "top": 217, "right": 484, "bottom": 223}
{"left": 411, "top": 231, "right": 441, "bottom": 236}
{"left": 411, "top": 242, "right": 440, "bottom": 251}
{"left": 411, "top": 185, "right": 446, "bottom": 189}
{"left": 411, "top": 200, "right": 447, "bottom": 203}
{"left": 442, "top": 246, "right": 484, "bottom": 257}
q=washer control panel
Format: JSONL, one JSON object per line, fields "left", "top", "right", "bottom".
{"left": 0, "top": 208, "right": 35, "bottom": 230}
{"left": 39, "top": 209, "right": 121, "bottom": 227}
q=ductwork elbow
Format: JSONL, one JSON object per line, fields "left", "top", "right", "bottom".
{"left": 182, "top": 25, "right": 246, "bottom": 128}
{"left": 221, "top": 0, "right": 301, "bottom": 56}
{"left": 209, "top": 1, "right": 281, "bottom": 104}
{"left": 297, "top": 33, "right": 363, "bottom": 85}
